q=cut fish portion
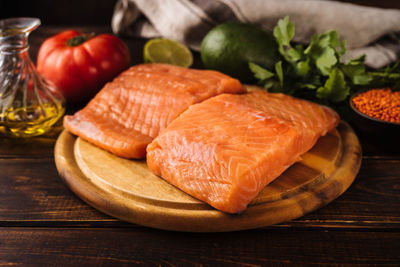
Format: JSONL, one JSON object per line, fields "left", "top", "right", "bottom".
{"left": 63, "top": 63, "right": 245, "bottom": 158}
{"left": 224, "top": 91, "right": 340, "bottom": 156}
{"left": 146, "top": 91, "right": 339, "bottom": 214}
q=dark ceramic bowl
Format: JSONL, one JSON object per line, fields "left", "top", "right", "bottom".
{"left": 349, "top": 90, "right": 400, "bottom": 150}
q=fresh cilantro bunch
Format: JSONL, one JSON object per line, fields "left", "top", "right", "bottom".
{"left": 249, "top": 16, "right": 385, "bottom": 105}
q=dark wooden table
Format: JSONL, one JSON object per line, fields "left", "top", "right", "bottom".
{"left": 1, "top": 25, "right": 399, "bottom": 266}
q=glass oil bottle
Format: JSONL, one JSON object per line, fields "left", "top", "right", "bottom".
{"left": 0, "top": 18, "right": 65, "bottom": 138}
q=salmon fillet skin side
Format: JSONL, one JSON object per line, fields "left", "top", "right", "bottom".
{"left": 146, "top": 91, "right": 340, "bottom": 214}
{"left": 63, "top": 63, "right": 245, "bottom": 159}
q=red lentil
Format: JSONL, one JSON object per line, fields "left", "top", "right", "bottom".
{"left": 352, "top": 88, "right": 400, "bottom": 124}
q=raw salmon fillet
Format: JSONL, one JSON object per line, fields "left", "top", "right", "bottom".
{"left": 146, "top": 91, "right": 339, "bottom": 214}
{"left": 63, "top": 63, "right": 245, "bottom": 158}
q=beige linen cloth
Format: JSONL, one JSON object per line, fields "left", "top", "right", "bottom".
{"left": 112, "top": 0, "right": 400, "bottom": 68}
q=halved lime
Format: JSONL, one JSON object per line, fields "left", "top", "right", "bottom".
{"left": 143, "top": 38, "right": 193, "bottom": 68}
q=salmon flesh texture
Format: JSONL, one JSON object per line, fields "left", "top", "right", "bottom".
{"left": 63, "top": 63, "right": 245, "bottom": 158}
{"left": 146, "top": 91, "right": 340, "bottom": 214}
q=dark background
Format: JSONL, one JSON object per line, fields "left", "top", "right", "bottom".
{"left": 2, "top": 0, "right": 400, "bottom": 27}
{"left": 2, "top": 0, "right": 118, "bottom": 26}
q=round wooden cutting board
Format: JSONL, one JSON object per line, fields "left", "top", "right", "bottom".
{"left": 54, "top": 121, "right": 362, "bottom": 232}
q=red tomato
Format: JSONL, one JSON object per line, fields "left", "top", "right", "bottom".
{"left": 37, "top": 30, "right": 130, "bottom": 102}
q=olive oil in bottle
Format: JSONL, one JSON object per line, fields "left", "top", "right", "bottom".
{"left": 0, "top": 18, "right": 65, "bottom": 138}
{"left": 0, "top": 102, "right": 64, "bottom": 137}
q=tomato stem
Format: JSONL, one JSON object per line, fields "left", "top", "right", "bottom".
{"left": 66, "top": 33, "right": 95, "bottom": 46}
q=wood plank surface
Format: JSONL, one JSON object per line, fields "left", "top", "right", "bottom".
{"left": 1, "top": 228, "right": 399, "bottom": 266}
{"left": 2, "top": 144, "right": 399, "bottom": 230}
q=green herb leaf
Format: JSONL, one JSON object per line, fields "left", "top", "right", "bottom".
{"left": 300, "top": 83, "right": 318, "bottom": 90}
{"left": 339, "top": 40, "right": 347, "bottom": 57}
{"left": 275, "top": 61, "right": 284, "bottom": 86}
{"left": 388, "top": 60, "right": 400, "bottom": 72}
{"left": 294, "top": 59, "right": 310, "bottom": 77}
{"left": 305, "top": 32, "right": 338, "bottom": 76}
{"left": 318, "top": 30, "right": 339, "bottom": 49}
{"left": 287, "top": 47, "right": 302, "bottom": 61}
{"left": 370, "top": 72, "right": 400, "bottom": 79}
{"left": 341, "top": 61, "right": 371, "bottom": 85}
{"left": 316, "top": 67, "right": 349, "bottom": 103}
{"left": 248, "top": 62, "right": 274, "bottom": 80}
{"left": 273, "top": 16, "right": 294, "bottom": 47}
{"left": 315, "top": 47, "right": 338, "bottom": 76}
{"left": 273, "top": 16, "right": 299, "bottom": 63}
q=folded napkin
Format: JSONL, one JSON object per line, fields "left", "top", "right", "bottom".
{"left": 112, "top": 0, "right": 400, "bottom": 68}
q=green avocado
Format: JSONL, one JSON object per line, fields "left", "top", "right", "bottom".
{"left": 201, "top": 22, "right": 279, "bottom": 83}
